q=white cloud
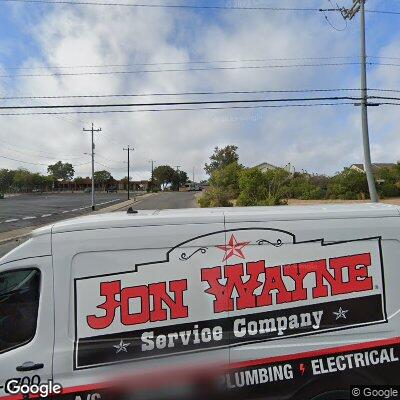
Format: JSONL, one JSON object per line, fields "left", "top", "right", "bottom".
{"left": 0, "top": 2, "right": 398, "bottom": 181}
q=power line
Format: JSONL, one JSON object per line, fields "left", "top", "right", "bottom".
{"left": 96, "top": 153, "right": 123, "bottom": 164}
{"left": 0, "top": 62, "right": 369, "bottom": 78}
{"left": 0, "top": 0, "right": 321, "bottom": 11}
{"left": 5, "top": 55, "right": 400, "bottom": 73}
{"left": 0, "top": 138, "right": 86, "bottom": 159}
{"left": 364, "top": 9, "right": 400, "bottom": 15}
{"left": 0, "top": 154, "right": 91, "bottom": 167}
{"left": 3, "top": 61, "right": 400, "bottom": 78}
{"left": 0, "top": 96, "right": 365, "bottom": 110}
{"left": 0, "top": 102, "right": 365, "bottom": 116}
{"left": 1, "top": 56, "right": 364, "bottom": 71}
{"left": 0, "top": 154, "right": 49, "bottom": 166}
{"left": 2, "top": 88, "right": 400, "bottom": 101}
{"left": 3, "top": 0, "right": 399, "bottom": 15}
{"left": 95, "top": 160, "right": 113, "bottom": 170}
{"left": 0, "top": 88, "right": 364, "bottom": 100}
{"left": 320, "top": 6, "right": 400, "bottom": 16}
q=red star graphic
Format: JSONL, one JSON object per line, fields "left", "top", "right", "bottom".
{"left": 216, "top": 234, "right": 250, "bottom": 262}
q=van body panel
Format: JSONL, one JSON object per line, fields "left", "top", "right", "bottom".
{"left": 0, "top": 255, "right": 54, "bottom": 398}
{"left": 52, "top": 219, "right": 230, "bottom": 390}
{"left": 1, "top": 205, "right": 400, "bottom": 399}
{"left": 0, "top": 232, "right": 51, "bottom": 265}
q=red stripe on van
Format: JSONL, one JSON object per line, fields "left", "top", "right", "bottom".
{"left": 1, "top": 336, "right": 399, "bottom": 399}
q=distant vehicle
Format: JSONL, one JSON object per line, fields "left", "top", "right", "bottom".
{"left": 32, "top": 188, "right": 42, "bottom": 193}
{"left": 84, "top": 187, "right": 91, "bottom": 193}
{"left": 185, "top": 183, "right": 202, "bottom": 191}
{"left": 106, "top": 186, "right": 118, "bottom": 193}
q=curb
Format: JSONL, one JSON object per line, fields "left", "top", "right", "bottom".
{"left": 93, "top": 193, "right": 155, "bottom": 213}
{"left": 0, "top": 227, "right": 40, "bottom": 245}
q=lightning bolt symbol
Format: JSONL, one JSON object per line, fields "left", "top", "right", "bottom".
{"left": 299, "top": 363, "right": 306, "bottom": 375}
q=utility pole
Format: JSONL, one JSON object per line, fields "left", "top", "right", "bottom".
{"left": 192, "top": 166, "right": 195, "bottom": 183}
{"left": 123, "top": 145, "right": 134, "bottom": 200}
{"left": 175, "top": 165, "right": 181, "bottom": 191}
{"left": 337, "top": 0, "right": 379, "bottom": 202}
{"left": 83, "top": 123, "right": 102, "bottom": 211}
{"left": 149, "top": 160, "right": 156, "bottom": 190}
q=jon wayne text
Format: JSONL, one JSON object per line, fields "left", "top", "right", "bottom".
{"left": 86, "top": 253, "right": 373, "bottom": 330}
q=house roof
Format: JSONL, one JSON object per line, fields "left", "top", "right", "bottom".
{"left": 255, "top": 162, "right": 278, "bottom": 169}
{"left": 351, "top": 163, "right": 396, "bottom": 172}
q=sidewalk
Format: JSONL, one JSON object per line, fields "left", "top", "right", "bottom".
{"left": 93, "top": 193, "right": 155, "bottom": 213}
{"left": 0, "top": 193, "right": 156, "bottom": 245}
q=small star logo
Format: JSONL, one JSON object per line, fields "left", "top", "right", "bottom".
{"left": 216, "top": 234, "right": 250, "bottom": 262}
{"left": 113, "top": 339, "right": 130, "bottom": 354}
{"left": 333, "top": 307, "right": 349, "bottom": 320}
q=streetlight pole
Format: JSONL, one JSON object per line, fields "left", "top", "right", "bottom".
{"left": 83, "top": 123, "right": 102, "bottom": 211}
{"left": 325, "top": 0, "right": 379, "bottom": 202}
{"left": 149, "top": 160, "right": 155, "bottom": 190}
{"left": 359, "top": 0, "right": 378, "bottom": 202}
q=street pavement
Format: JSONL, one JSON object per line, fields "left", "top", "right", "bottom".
{"left": 0, "top": 192, "right": 124, "bottom": 233}
{"left": 131, "top": 191, "right": 199, "bottom": 210}
{"left": 0, "top": 191, "right": 199, "bottom": 258}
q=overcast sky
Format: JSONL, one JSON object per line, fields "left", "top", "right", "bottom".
{"left": 0, "top": 0, "right": 399, "bottom": 181}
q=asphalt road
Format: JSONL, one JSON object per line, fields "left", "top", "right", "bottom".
{"left": 134, "top": 191, "right": 199, "bottom": 210}
{"left": 0, "top": 192, "right": 124, "bottom": 233}
{"left": 0, "top": 191, "right": 199, "bottom": 259}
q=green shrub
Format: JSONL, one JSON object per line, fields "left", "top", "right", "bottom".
{"left": 198, "top": 188, "right": 233, "bottom": 208}
{"left": 236, "top": 168, "right": 269, "bottom": 206}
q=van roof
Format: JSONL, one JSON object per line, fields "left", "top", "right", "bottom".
{"left": 36, "top": 203, "right": 400, "bottom": 235}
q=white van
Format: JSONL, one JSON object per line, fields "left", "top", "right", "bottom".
{"left": 1, "top": 204, "right": 399, "bottom": 400}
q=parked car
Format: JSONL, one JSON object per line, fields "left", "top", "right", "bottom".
{"left": 106, "top": 186, "right": 118, "bottom": 193}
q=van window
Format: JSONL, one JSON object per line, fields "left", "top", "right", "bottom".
{"left": 0, "top": 269, "right": 41, "bottom": 353}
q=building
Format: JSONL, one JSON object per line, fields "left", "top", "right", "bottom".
{"left": 255, "top": 162, "right": 295, "bottom": 174}
{"left": 350, "top": 163, "right": 397, "bottom": 174}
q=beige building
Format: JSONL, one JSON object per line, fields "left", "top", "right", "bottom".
{"left": 350, "top": 163, "right": 396, "bottom": 173}
{"left": 255, "top": 162, "right": 295, "bottom": 174}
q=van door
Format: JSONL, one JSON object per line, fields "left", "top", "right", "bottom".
{"left": 0, "top": 256, "right": 54, "bottom": 398}
{"left": 52, "top": 217, "right": 229, "bottom": 396}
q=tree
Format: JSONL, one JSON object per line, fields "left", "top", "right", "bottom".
{"left": 171, "top": 170, "right": 189, "bottom": 191}
{"left": 327, "top": 168, "right": 369, "bottom": 200}
{"left": 153, "top": 165, "right": 176, "bottom": 190}
{"left": 0, "top": 169, "right": 15, "bottom": 192}
{"left": 12, "top": 169, "right": 35, "bottom": 192}
{"left": 204, "top": 145, "right": 240, "bottom": 175}
{"left": 47, "top": 161, "right": 74, "bottom": 181}
{"left": 210, "top": 162, "right": 242, "bottom": 197}
{"left": 236, "top": 167, "right": 269, "bottom": 206}
{"left": 94, "top": 170, "right": 113, "bottom": 188}
{"left": 285, "top": 173, "right": 324, "bottom": 200}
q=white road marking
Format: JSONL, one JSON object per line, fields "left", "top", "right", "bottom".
{"left": 41, "top": 214, "right": 52, "bottom": 218}
{"left": 5, "top": 219, "right": 19, "bottom": 223}
{"left": 62, "top": 210, "right": 70, "bottom": 214}
{"left": 23, "top": 216, "right": 36, "bottom": 220}
{"left": 96, "top": 199, "right": 121, "bottom": 206}
{"left": 71, "top": 209, "right": 79, "bottom": 212}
